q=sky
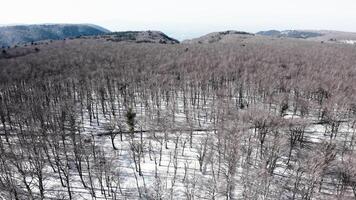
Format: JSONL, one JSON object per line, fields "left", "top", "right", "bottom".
{"left": 1, "top": 0, "right": 356, "bottom": 40}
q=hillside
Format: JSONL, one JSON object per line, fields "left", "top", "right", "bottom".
{"left": 0, "top": 24, "right": 110, "bottom": 47}
{"left": 304, "top": 30, "right": 356, "bottom": 43}
{"left": 0, "top": 30, "right": 179, "bottom": 60}
{"left": 0, "top": 34, "right": 355, "bottom": 199}
{"left": 101, "top": 31, "right": 179, "bottom": 44}
{"left": 257, "top": 29, "right": 356, "bottom": 44}
{"left": 182, "top": 30, "right": 254, "bottom": 44}
{"left": 257, "top": 30, "right": 323, "bottom": 39}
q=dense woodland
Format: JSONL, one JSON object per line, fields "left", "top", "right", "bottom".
{"left": 0, "top": 37, "right": 355, "bottom": 199}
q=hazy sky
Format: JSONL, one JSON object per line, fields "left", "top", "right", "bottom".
{"left": 1, "top": 0, "right": 356, "bottom": 40}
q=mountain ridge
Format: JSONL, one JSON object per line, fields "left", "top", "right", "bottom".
{"left": 182, "top": 30, "right": 254, "bottom": 44}
{"left": 0, "top": 24, "right": 110, "bottom": 47}
{"left": 103, "top": 31, "right": 179, "bottom": 44}
{"left": 257, "top": 29, "right": 356, "bottom": 44}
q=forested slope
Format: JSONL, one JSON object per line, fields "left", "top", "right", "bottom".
{"left": 0, "top": 36, "right": 355, "bottom": 199}
{"left": 0, "top": 24, "right": 110, "bottom": 47}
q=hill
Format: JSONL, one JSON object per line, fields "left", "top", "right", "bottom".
{"left": 182, "top": 30, "right": 254, "bottom": 44}
{"left": 257, "top": 30, "right": 323, "bottom": 39}
{"left": 102, "top": 31, "right": 179, "bottom": 44}
{"left": 257, "top": 29, "right": 356, "bottom": 44}
{"left": 0, "top": 24, "right": 110, "bottom": 47}
{"left": 0, "top": 31, "right": 179, "bottom": 60}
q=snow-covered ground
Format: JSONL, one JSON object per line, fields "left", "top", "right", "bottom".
{"left": 1, "top": 89, "right": 355, "bottom": 199}
{"left": 340, "top": 40, "right": 356, "bottom": 45}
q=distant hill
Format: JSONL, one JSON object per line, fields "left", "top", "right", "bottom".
{"left": 257, "top": 30, "right": 356, "bottom": 44}
{"left": 257, "top": 30, "right": 323, "bottom": 39}
{"left": 0, "top": 24, "right": 110, "bottom": 47}
{"left": 182, "top": 30, "right": 254, "bottom": 44}
{"left": 101, "top": 31, "right": 179, "bottom": 44}
{"left": 0, "top": 30, "right": 179, "bottom": 60}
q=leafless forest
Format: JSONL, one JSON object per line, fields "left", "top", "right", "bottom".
{"left": 0, "top": 37, "right": 355, "bottom": 199}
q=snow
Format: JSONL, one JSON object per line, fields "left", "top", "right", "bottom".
{"left": 2, "top": 90, "right": 355, "bottom": 199}
{"left": 340, "top": 40, "right": 356, "bottom": 45}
